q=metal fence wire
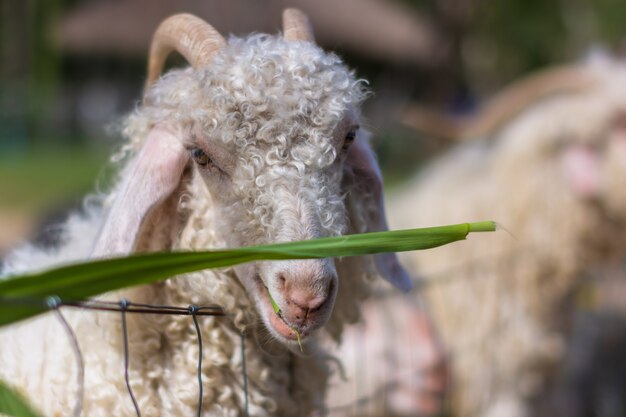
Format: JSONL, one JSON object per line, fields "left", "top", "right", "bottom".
{"left": 8, "top": 296, "right": 249, "bottom": 417}
{"left": 6, "top": 251, "right": 612, "bottom": 417}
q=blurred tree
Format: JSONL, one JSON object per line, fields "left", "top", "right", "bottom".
{"left": 30, "top": 0, "right": 63, "bottom": 139}
{"left": 402, "top": 0, "right": 626, "bottom": 102}
{"left": 377, "top": 0, "right": 625, "bottom": 183}
{"left": 1, "top": 0, "right": 65, "bottom": 151}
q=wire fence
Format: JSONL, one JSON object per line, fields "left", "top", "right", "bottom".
{"left": 0, "top": 255, "right": 533, "bottom": 417}
{"left": 3, "top": 253, "right": 622, "bottom": 417}
{"left": 3, "top": 296, "right": 247, "bottom": 417}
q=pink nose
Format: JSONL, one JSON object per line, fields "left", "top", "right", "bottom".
{"left": 286, "top": 290, "right": 327, "bottom": 325}
{"left": 278, "top": 272, "right": 335, "bottom": 327}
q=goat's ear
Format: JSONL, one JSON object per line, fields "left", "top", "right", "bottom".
{"left": 343, "top": 134, "right": 414, "bottom": 292}
{"left": 91, "top": 127, "right": 189, "bottom": 258}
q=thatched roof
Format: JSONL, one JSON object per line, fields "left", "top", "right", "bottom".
{"left": 57, "top": 0, "right": 442, "bottom": 66}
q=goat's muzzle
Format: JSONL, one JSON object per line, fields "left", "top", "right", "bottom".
{"left": 261, "top": 259, "right": 338, "bottom": 341}
{"left": 280, "top": 274, "right": 335, "bottom": 329}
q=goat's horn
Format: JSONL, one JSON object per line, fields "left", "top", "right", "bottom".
{"left": 282, "top": 8, "right": 314, "bottom": 42}
{"left": 146, "top": 13, "right": 225, "bottom": 88}
{"left": 402, "top": 65, "right": 597, "bottom": 141}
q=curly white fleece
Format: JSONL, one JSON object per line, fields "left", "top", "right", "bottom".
{"left": 389, "top": 58, "right": 626, "bottom": 417}
{"left": 0, "top": 34, "right": 380, "bottom": 417}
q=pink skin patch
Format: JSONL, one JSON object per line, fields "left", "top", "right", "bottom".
{"left": 269, "top": 308, "right": 300, "bottom": 340}
{"left": 387, "top": 303, "right": 448, "bottom": 416}
{"left": 330, "top": 298, "right": 447, "bottom": 416}
{"left": 560, "top": 144, "right": 601, "bottom": 198}
{"left": 609, "top": 129, "right": 626, "bottom": 161}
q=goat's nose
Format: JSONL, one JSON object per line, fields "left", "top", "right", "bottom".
{"left": 285, "top": 290, "right": 329, "bottom": 326}
{"left": 278, "top": 269, "right": 335, "bottom": 326}
{"left": 287, "top": 289, "right": 327, "bottom": 323}
{"left": 289, "top": 289, "right": 326, "bottom": 311}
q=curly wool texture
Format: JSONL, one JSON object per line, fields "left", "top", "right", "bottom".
{"left": 388, "top": 58, "right": 626, "bottom": 417}
{"left": 0, "top": 34, "right": 382, "bottom": 417}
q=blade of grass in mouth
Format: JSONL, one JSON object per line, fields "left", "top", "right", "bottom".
{"left": 266, "top": 286, "right": 303, "bottom": 352}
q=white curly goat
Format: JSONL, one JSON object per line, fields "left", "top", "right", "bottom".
{"left": 391, "top": 56, "right": 626, "bottom": 417}
{"left": 0, "top": 10, "right": 414, "bottom": 417}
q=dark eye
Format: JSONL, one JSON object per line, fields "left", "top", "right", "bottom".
{"left": 191, "top": 148, "right": 212, "bottom": 166}
{"left": 343, "top": 130, "right": 356, "bottom": 150}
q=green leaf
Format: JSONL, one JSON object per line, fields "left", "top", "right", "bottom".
{"left": 0, "top": 380, "right": 44, "bottom": 417}
{"left": 267, "top": 289, "right": 281, "bottom": 315}
{"left": 0, "top": 222, "right": 496, "bottom": 327}
{"left": 294, "top": 328, "right": 303, "bottom": 353}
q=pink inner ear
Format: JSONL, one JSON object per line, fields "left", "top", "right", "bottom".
{"left": 560, "top": 144, "right": 601, "bottom": 198}
{"left": 91, "top": 128, "right": 189, "bottom": 258}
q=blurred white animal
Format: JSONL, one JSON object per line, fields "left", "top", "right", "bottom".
{"left": 391, "top": 57, "right": 626, "bottom": 417}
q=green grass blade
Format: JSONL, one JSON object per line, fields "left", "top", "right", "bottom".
{"left": 468, "top": 221, "right": 499, "bottom": 232}
{"left": 294, "top": 329, "right": 303, "bottom": 352}
{"left": 267, "top": 290, "right": 281, "bottom": 314}
{"left": 0, "top": 381, "right": 44, "bottom": 417}
{"left": 0, "top": 221, "right": 496, "bottom": 327}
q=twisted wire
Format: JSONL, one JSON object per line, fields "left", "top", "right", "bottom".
{"left": 120, "top": 299, "right": 142, "bottom": 417}
{"left": 189, "top": 305, "right": 204, "bottom": 417}
{"left": 47, "top": 296, "right": 84, "bottom": 417}
{"left": 0, "top": 295, "right": 225, "bottom": 316}
{"left": 241, "top": 332, "right": 250, "bottom": 417}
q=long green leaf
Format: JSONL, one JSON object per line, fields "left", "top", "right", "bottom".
{"left": 0, "top": 381, "right": 43, "bottom": 417}
{"left": 0, "top": 221, "right": 496, "bottom": 327}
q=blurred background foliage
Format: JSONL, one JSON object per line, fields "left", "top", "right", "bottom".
{"left": 0, "top": 0, "right": 624, "bottom": 253}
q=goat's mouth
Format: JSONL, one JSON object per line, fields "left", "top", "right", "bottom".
{"left": 254, "top": 275, "right": 310, "bottom": 343}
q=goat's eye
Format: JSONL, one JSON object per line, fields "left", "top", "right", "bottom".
{"left": 191, "top": 148, "right": 212, "bottom": 166}
{"left": 343, "top": 130, "right": 356, "bottom": 150}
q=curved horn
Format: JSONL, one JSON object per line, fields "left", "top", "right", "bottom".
{"left": 402, "top": 65, "right": 597, "bottom": 140}
{"left": 283, "top": 8, "right": 315, "bottom": 42}
{"left": 146, "top": 13, "right": 226, "bottom": 87}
